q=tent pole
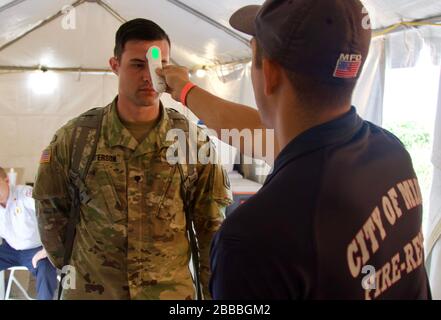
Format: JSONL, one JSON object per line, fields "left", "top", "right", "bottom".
{"left": 373, "top": 14, "right": 441, "bottom": 37}
{"left": 95, "top": 0, "right": 125, "bottom": 23}
{"left": 0, "top": 65, "right": 113, "bottom": 74}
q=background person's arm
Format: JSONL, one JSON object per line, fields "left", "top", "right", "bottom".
{"left": 159, "top": 65, "right": 279, "bottom": 159}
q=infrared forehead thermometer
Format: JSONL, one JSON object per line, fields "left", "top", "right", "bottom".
{"left": 146, "top": 46, "right": 167, "bottom": 93}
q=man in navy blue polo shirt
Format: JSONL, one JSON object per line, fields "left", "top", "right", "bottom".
{"left": 159, "top": 0, "right": 431, "bottom": 299}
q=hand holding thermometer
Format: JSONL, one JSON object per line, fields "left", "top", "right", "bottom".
{"left": 146, "top": 46, "right": 167, "bottom": 93}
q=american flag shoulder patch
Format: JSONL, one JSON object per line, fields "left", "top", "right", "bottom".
{"left": 333, "top": 53, "right": 362, "bottom": 79}
{"left": 40, "top": 148, "right": 51, "bottom": 164}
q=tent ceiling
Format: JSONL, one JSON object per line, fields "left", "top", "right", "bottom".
{"left": 0, "top": 0, "right": 440, "bottom": 71}
{"left": 0, "top": 2, "right": 122, "bottom": 69}
{"left": 0, "top": 0, "right": 74, "bottom": 49}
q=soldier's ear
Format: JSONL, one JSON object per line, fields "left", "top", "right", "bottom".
{"left": 109, "top": 57, "right": 119, "bottom": 76}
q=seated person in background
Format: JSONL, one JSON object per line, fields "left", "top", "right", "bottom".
{"left": 0, "top": 166, "right": 57, "bottom": 300}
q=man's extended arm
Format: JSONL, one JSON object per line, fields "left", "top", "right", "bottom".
{"left": 159, "top": 65, "right": 278, "bottom": 159}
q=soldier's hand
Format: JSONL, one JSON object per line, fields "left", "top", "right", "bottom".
{"left": 157, "top": 65, "right": 190, "bottom": 102}
{"left": 32, "top": 248, "right": 48, "bottom": 268}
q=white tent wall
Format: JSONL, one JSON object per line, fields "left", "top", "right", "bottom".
{"left": 352, "top": 37, "right": 386, "bottom": 125}
{"left": 0, "top": 72, "right": 117, "bottom": 183}
{"left": 427, "top": 71, "right": 441, "bottom": 299}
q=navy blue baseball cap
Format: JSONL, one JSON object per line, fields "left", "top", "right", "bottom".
{"left": 229, "top": 0, "right": 372, "bottom": 84}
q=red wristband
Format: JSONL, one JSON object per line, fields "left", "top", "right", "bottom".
{"left": 180, "top": 82, "right": 196, "bottom": 107}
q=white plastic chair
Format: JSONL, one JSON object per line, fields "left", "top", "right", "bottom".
{"left": 4, "top": 266, "right": 35, "bottom": 300}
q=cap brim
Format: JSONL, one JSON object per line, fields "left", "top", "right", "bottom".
{"left": 229, "top": 5, "right": 261, "bottom": 36}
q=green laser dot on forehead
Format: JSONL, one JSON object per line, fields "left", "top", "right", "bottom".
{"left": 152, "top": 47, "right": 160, "bottom": 60}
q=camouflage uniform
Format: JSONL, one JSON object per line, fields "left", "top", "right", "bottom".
{"left": 33, "top": 97, "right": 232, "bottom": 300}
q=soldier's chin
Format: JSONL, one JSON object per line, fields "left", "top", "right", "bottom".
{"left": 135, "top": 96, "right": 158, "bottom": 107}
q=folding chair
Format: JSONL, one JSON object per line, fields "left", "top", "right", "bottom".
{"left": 4, "top": 266, "right": 35, "bottom": 300}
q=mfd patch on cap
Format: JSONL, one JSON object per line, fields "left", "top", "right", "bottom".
{"left": 333, "top": 53, "right": 362, "bottom": 79}
{"left": 40, "top": 148, "right": 51, "bottom": 164}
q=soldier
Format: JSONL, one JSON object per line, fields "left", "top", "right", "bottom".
{"left": 0, "top": 167, "right": 57, "bottom": 300}
{"left": 33, "top": 18, "right": 232, "bottom": 300}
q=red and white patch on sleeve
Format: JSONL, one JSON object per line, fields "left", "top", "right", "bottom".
{"left": 40, "top": 148, "right": 51, "bottom": 164}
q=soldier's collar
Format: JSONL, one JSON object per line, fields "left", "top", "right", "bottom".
{"left": 106, "top": 96, "right": 175, "bottom": 151}
{"left": 106, "top": 97, "right": 138, "bottom": 150}
{"left": 154, "top": 101, "right": 175, "bottom": 149}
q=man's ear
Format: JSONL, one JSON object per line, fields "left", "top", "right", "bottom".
{"left": 109, "top": 57, "right": 119, "bottom": 75}
{"left": 262, "top": 58, "right": 282, "bottom": 96}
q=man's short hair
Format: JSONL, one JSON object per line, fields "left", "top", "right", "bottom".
{"left": 114, "top": 18, "right": 171, "bottom": 59}
{"left": 0, "top": 167, "right": 7, "bottom": 180}
{"left": 254, "top": 39, "right": 356, "bottom": 109}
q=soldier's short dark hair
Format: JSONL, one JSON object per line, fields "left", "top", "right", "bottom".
{"left": 0, "top": 167, "right": 6, "bottom": 180}
{"left": 114, "top": 18, "right": 171, "bottom": 59}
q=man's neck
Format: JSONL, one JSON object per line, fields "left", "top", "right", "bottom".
{"left": 117, "top": 95, "right": 160, "bottom": 124}
{"left": 275, "top": 99, "right": 351, "bottom": 152}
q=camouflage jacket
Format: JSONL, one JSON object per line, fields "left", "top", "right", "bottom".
{"left": 33, "top": 97, "right": 233, "bottom": 300}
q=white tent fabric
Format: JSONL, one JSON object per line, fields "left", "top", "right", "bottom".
{"left": 429, "top": 239, "right": 441, "bottom": 298}
{"left": 353, "top": 37, "right": 386, "bottom": 125}
{"left": 0, "top": 72, "right": 116, "bottom": 183}
{"left": 0, "top": 2, "right": 121, "bottom": 69}
{"left": 426, "top": 71, "right": 441, "bottom": 299}
{"left": 386, "top": 26, "right": 441, "bottom": 68}
{"left": 0, "top": 0, "right": 256, "bottom": 69}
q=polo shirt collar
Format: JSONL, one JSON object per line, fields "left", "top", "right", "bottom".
{"left": 265, "top": 107, "right": 364, "bottom": 185}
